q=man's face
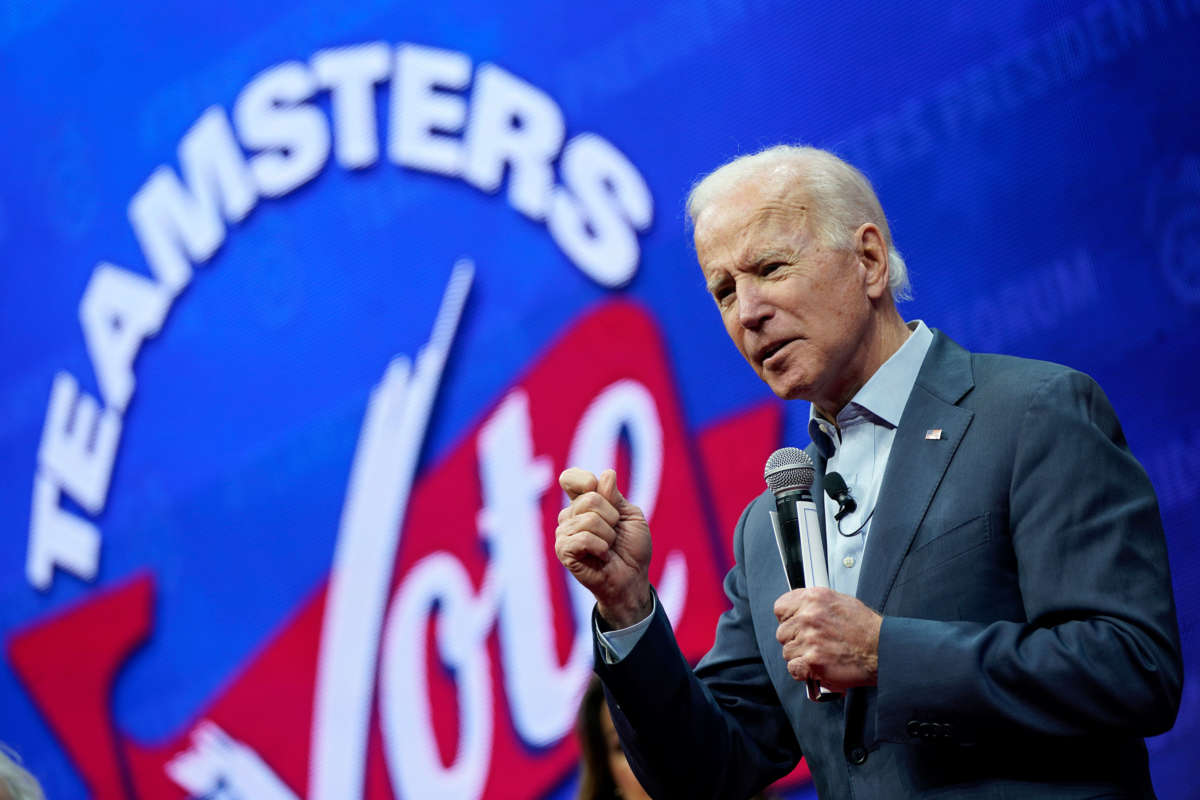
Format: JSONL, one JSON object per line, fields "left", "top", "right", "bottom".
{"left": 694, "top": 174, "right": 877, "bottom": 412}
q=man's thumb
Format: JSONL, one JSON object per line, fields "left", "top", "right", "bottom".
{"left": 598, "top": 468, "right": 628, "bottom": 508}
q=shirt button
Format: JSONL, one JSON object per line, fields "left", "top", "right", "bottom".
{"left": 843, "top": 556, "right": 855, "bottom": 568}
{"left": 848, "top": 746, "right": 867, "bottom": 765}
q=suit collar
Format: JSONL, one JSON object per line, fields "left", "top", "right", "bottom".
{"left": 910, "top": 328, "right": 975, "bottom": 407}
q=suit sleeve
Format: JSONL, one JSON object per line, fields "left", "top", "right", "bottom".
{"left": 875, "top": 369, "right": 1183, "bottom": 744}
{"left": 594, "top": 502, "right": 801, "bottom": 800}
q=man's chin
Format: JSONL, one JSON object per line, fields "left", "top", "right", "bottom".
{"left": 751, "top": 359, "right": 814, "bottom": 402}
{"left": 765, "top": 376, "right": 813, "bottom": 402}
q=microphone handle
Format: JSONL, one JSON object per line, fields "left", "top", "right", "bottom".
{"left": 773, "top": 487, "right": 810, "bottom": 590}
{"left": 773, "top": 487, "right": 823, "bottom": 701}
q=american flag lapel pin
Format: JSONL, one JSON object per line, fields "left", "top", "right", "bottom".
{"left": 925, "top": 428, "right": 943, "bottom": 440}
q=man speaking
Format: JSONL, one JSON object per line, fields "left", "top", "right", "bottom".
{"left": 553, "top": 146, "right": 1182, "bottom": 799}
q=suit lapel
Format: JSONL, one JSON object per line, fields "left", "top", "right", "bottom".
{"left": 855, "top": 332, "right": 975, "bottom": 613}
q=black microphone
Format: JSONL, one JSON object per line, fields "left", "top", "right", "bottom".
{"left": 823, "top": 471, "right": 856, "bottom": 521}
{"left": 763, "top": 447, "right": 816, "bottom": 591}
{"left": 763, "top": 447, "right": 825, "bottom": 701}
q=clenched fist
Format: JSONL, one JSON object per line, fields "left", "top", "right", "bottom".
{"left": 555, "top": 468, "right": 653, "bottom": 629}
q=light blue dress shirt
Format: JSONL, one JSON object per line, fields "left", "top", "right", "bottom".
{"left": 598, "top": 321, "right": 934, "bottom": 662}
{"left": 807, "top": 320, "right": 932, "bottom": 597}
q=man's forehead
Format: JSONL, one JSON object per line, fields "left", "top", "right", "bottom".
{"left": 695, "top": 177, "right": 810, "bottom": 259}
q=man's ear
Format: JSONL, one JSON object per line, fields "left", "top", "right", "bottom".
{"left": 855, "top": 223, "right": 889, "bottom": 299}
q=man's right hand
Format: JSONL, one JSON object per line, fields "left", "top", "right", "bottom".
{"left": 555, "top": 467, "right": 653, "bottom": 629}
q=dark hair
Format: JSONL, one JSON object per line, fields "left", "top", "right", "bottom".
{"left": 576, "top": 676, "right": 620, "bottom": 800}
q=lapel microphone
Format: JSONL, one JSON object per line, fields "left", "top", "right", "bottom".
{"left": 823, "top": 471, "right": 856, "bottom": 521}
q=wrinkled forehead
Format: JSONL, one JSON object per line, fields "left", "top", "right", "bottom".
{"left": 693, "top": 176, "right": 812, "bottom": 263}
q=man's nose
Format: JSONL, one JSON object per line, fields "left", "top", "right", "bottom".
{"left": 737, "top": 281, "right": 772, "bottom": 329}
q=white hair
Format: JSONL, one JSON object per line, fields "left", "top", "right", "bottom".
{"left": 686, "top": 145, "right": 912, "bottom": 301}
{"left": 0, "top": 747, "right": 44, "bottom": 800}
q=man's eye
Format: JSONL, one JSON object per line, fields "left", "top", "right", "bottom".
{"left": 714, "top": 287, "right": 734, "bottom": 306}
{"left": 761, "top": 262, "right": 783, "bottom": 276}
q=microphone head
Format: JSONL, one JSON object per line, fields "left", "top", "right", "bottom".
{"left": 764, "top": 447, "right": 815, "bottom": 495}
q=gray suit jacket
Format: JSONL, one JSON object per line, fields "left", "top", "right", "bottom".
{"left": 595, "top": 331, "right": 1182, "bottom": 799}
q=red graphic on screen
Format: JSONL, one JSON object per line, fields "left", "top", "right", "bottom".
{"left": 8, "top": 302, "right": 805, "bottom": 798}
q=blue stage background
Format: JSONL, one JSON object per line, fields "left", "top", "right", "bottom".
{"left": 1, "top": 1, "right": 1197, "bottom": 798}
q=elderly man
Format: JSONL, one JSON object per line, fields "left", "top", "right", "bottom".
{"left": 554, "top": 146, "right": 1182, "bottom": 799}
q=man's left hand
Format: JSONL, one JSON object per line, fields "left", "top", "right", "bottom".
{"left": 774, "top": 587, "right": 882, "bottom": 691}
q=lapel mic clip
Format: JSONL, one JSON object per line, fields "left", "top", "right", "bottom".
{"left": 823, "top": 471, "right": 857, "bottom": 521}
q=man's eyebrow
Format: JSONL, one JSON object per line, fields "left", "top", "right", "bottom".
{"left": 704, "top": 248, "right": 795, "bottom": 294}
{"left": 750, "top": 249, "right": 791, "bottom": 265}
{"left": 704, "top": 272, "right": 729, "bottom": 294}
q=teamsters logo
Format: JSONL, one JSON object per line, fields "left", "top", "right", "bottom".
{"left": 28, "top": 41, "right": 653, "bottom": 595}
{"left": 14, "top": 41, "right": 786, "bottom": 800}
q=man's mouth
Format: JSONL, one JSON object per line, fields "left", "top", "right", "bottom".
{"left": 759, "top": 339, "right": 793, "bottom": 365}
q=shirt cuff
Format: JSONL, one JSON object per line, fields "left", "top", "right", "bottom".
{"left": 595, "top": 595, "right": 658, "bottom": 664}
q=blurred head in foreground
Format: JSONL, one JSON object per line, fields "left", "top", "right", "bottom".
{"left": 576, "top": 676, "right": 652, "bottom": 800}
{"left": 0, "top": 747, "right": 44, "bottom": 800}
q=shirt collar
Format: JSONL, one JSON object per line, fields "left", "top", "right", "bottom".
{"left": 807, "top": 320, "right": 934, "bottom": 458}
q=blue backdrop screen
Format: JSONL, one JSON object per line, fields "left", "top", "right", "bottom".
{"left": 1, "top": 2, "right": 1196, "bottom": 798}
